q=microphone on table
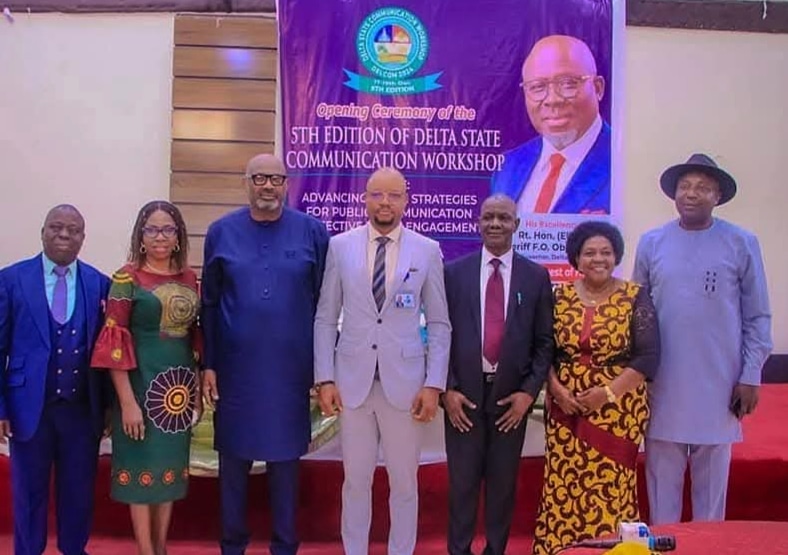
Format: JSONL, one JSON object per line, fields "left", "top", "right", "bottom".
{"left": 570, "top": 522, "right": 677, "bottom": 552}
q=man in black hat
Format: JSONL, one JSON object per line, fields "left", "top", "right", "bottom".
{"left": 632, "top": 154, "right": 772, "bottom": 524}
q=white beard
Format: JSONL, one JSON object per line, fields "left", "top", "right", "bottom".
{"left": 254, "top": 197, "right": 281, "bottom": 212}
{"left": 543, "top": 130, "right": 579, "bottom": 150}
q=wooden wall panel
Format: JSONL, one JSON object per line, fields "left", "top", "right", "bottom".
{"left": 177, "top": 204, "right": 243, "bottom": 236}
{"left": 170, "top": 173, "right": 247, "bottom": 205}
{"left": 171, "top": 14, "right": 277, "bottom": 269}
{"left": 172, "top": 142, "right": 273, "bottom": 173}
{"left": 174, "top": 16, "right": 277, "bottom": 48}
{"left": 173, "top": 46, "right": 277, "bottom": 79}
{"left": 172, "top": 110, "right": 275, "bottom": 142}
{"left": 188, "top": 236, "right": 206, "bottom": 268}
{"left": 173, "top": 78, "right": 276, "bottom": 111}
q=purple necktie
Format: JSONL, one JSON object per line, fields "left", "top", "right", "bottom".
{"left": 52, "top": 266, "right": 69, "bottom": 324}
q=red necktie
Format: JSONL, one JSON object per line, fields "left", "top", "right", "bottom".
{"left": 534, "top": 153, "right": 566, "bottom": 213}
{"left": 483, "top": 258, "right": 504, "bottom": 365}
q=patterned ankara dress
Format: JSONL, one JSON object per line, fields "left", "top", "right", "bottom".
{"left": 91, "top": 265, "right": 201, "bottom": 504}
{"left": 532, "top": 281, "right": 659, "bottom": 555}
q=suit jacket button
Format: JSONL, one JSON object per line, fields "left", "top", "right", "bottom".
{"left": 372, "top": 344, "right": 377, "bottom": 350}
{"left": 377, "top": 319, "right": 382, "bottom": 324}
{"left": 57, "top": 369, "right": 63, "bottom": 375}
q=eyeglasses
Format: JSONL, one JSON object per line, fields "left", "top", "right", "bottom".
{"left": 142, "top": 225, "right": 178, "bottom": 239}
{"left": 246, "top": 173, "right": 287, "bottom": 187}
{"left": 366, "top": 191, "right": 406, "bottom": 202}
{"left": 520, "top": 75, "right": 594, "bottom": 102}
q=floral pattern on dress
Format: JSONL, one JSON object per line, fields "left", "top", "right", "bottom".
{"left": 116, "top": 470, "right": 132, "bottom": 486}
{"left": 138, "top": 471, "right": 155, "bottom": 487}
{"left": 151, "top": 282, "right": 199, "bottom": 338}
{"left": 144, "top": 366, "right": 196, "bottom": 434}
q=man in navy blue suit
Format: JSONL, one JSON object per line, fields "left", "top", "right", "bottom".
{"left": 443, "top": 194, "right": 554, "bottom": 555}
{"left": 491, "top": 35, "right": 610, "bottom": 214}
{"left": 0, "top": 204, "right": 110, "bottom": 555}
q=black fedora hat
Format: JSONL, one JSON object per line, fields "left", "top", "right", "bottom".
{"left": 660, "top": 153, "right": 737, "bottom": 205}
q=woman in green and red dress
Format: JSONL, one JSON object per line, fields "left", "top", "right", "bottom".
{"left": 92, "top": 201, "right": 202, "bottom": 555}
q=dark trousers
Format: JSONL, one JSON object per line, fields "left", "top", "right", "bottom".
{"left": 219, "top": 452, "right": 300, "bottom": 555}
{"left": 445, "top": 379, "right": 527, "bottom": 555}
{"left": 10, "top": 401, "right": 99, "bottom": 555}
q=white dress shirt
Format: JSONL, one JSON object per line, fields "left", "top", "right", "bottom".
{"left": 517, "top": 114, "right": 603, "bottom": 213}
{"left": 480, "top": 246, "right": 514, "bottom": 373}
{"left": 367, "top": 223, "right": 402, "bottom": 294}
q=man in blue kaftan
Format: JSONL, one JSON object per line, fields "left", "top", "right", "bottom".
{"left": 633, "top": 153, "right": 772, "bottom": 524}
{"left": 201, "top": 154, "right": 330, "bottom": 555}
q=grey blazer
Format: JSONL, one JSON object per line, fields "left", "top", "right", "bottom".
{"left": 314, "top": 224, "right": 451, "bottom": 410}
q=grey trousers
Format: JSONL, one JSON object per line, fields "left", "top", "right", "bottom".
{"left": 645, "top": 438, "right": 732, "bottom": 525}
{"left": 339, "top": 381, "right": 424, "bottom": 555}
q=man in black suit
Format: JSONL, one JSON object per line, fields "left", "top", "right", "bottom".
{"left": 442, "top": 194, "right": 554, "bottom": 555}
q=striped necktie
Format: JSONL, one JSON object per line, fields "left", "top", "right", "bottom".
{"left": 372, "top": 236, "right": 390, "bottom": 312}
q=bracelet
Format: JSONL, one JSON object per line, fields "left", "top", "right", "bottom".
{"left": 603, "top": 384, "right": 617, "bottom": 403}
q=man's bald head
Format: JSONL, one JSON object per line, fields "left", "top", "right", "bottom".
{"left": 521, "top": 35, "right": 604, "bottom": 149}
{"left": 41, "top": 204, "right": 86, "bottom": 266}
{"left": 480, "top": 194, "right": 517, "bottom": 215}
{"left": 43, "top": 204, "right": 84, "bottom": 227}
{"left": 246, "top": 153, "right": 287, "bottom": 176}
{"left": 366, "top": 167, "right": 407, "bottom": 193}
{"left": 522, "top": 35, "right": 598, "bottom": 78}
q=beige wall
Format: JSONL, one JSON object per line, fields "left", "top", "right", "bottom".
{"left": 622, "top": 27, "right": 788, "bottom": 350}
{"left": 0, "top": 16, "right": 785, "bottom": 349}
{"left": 0, "top": 14, "right": 174, "bottom": 272}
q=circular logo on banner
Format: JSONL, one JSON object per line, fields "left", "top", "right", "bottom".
{"left": 357, "top": 7, "right": 428, "bottom": 80}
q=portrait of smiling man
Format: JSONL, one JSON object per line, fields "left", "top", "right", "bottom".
{"left": 491, "top": 34, "right": 611, "bottom": 215}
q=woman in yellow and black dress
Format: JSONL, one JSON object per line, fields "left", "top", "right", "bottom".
{"left": 532, "top": 221, "right": 660, "bottom": 555}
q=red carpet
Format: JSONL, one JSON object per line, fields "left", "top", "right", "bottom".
{"left": 1, "top": 384, "right": 787, "bottom": 548}
{"left": 0, "top": 537, "right": 535, "bottom": 555}
{"left": 564, "top": 521, "right": 788, "bottom": 555}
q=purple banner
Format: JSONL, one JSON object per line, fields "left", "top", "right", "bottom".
{"left": 279, "top": 0, "right": 615, "bottom": 280}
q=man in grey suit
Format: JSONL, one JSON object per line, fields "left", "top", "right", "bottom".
{"left": 314, "top": 167, "right": 451, "bottom": 555}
